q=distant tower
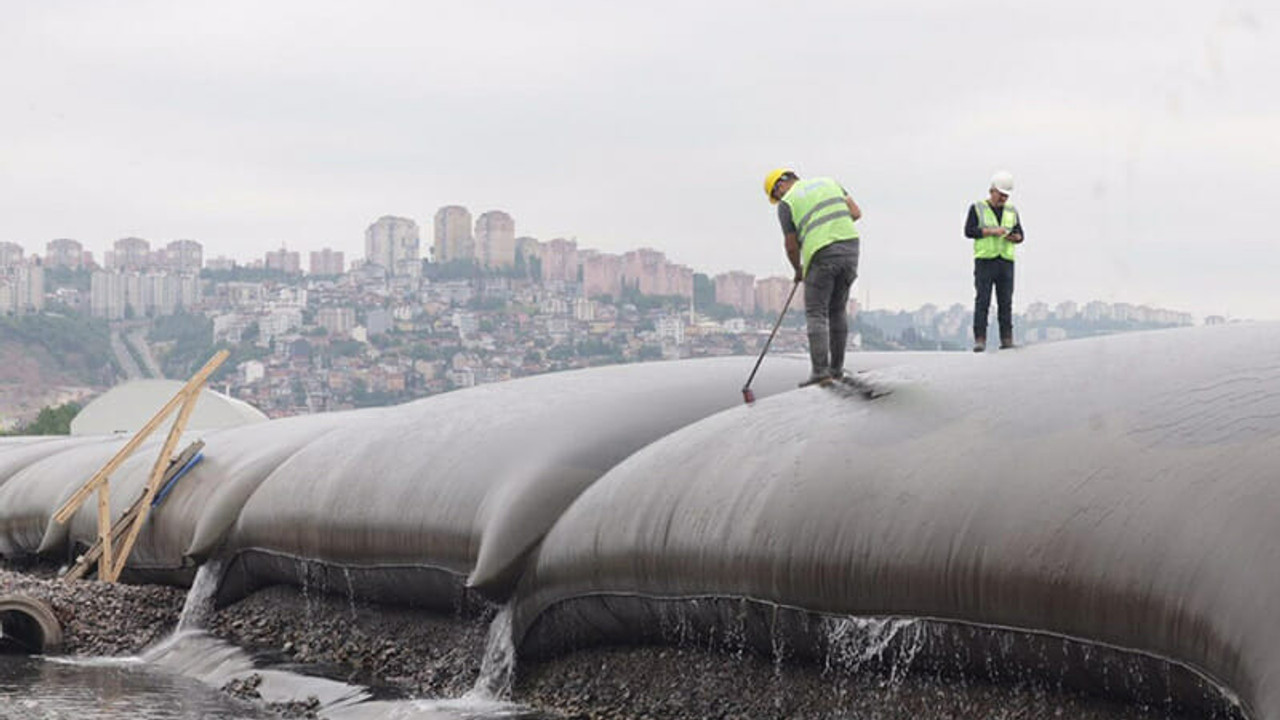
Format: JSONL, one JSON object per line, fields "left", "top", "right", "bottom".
{"left": 309, "top": 248, "right": 346, "bottom": 276}
{"left": 111, "top": 237, "right": 151, "bottom": 270}
{"left": 165, "top": 239, "right": 203, "bottom": 272}
{"left": 365, "top": 216, "right": 420, "bottom": 275}
{"left": 474, "top": 210, "right": 516, "bottom": 270}
{"left": 264, "top": 245, "right": 302, "bottom": 274}
{"left": 0, "top": 242, "right": 24, "bottom": 267}
{"left": 433, "top": 206, "right": 474, "bottom": 263}
{"left": 45, "top": 238, "right": 85, "bottom": 269}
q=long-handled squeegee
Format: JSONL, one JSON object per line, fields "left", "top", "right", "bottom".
{"left": 741, "top": 279, "right": 800, "bottom": 405}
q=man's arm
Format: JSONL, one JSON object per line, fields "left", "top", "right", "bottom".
{"left": 779, "top": 203, "right": 803, "bottom": 281}
{"left": 785, "top": 232, "right": 802, "bottom": 281}
{"left": 965, "top": 204, "right": 1007, "bottom": 239}
{"left": 1008, "top": 219, "right": 1025, "bottom": 244}
{"left": 844, "top": 194, "right": 862, "bottom": 221}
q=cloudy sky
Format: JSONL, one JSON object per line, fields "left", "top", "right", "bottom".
{"left": 2, "top": 1, "right": 1274, "bottom": 319}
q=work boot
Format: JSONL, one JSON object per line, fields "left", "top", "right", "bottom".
{"left": 973, "top": 335, "right": 986, "bottom": 353}
{"left": 1000, "top": 334, "right": 1014, "bottom": 349}
{"left": 801, "top": 370, "right": 834, "bottom": 387}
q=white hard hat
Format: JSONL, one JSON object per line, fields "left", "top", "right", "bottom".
{"left": 990, "top": 170, "right": 1014, "bottom": 196}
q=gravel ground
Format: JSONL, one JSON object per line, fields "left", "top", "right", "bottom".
{"left": 0, "top": 561, "right": 1236, "bottom": 720}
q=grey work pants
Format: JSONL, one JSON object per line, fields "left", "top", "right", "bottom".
{"left": 803, "top": 239, "right": 860, "bottom": 377}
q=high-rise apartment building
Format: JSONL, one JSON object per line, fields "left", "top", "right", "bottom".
{"left": 713, "top": 271, "right": 756, "bottom": 314}
{"left": 539, "top": 238, "right": 579, "bottom": 285}
{"left": 45, "top": 239, "right": 85, "bottom": 269}
{"left": 165, "top": 240, "right": 203, "bottom": 273}
{"left": 90, "top": 270, "right": 126, "bottom": 319}
{"left": 109, "top": 237, "right": 151, "bottom": 270}
{"left": 475, "top": 210, "right": 516, "bottom": 270}
{"left": 580, "top": 249, "right": 620, "bottom": 298}
{"left": 0, "top": 262, "right": 44, "bottom": 314}
{"left": 317, "top": 306, "right": 356, "bottom": 337}
{"left": 264, "top": 246, "right": 302, "bottom": 274}
{"left": 90, "top": 270, "right": 200, "bottom": 319}
{"left": 0, "top": 242, "right": 23, "bottom": 267}
{"left": 365, "top": 216, "right": 420, "bottom": 274}
{"left": 618, "top": 248, "right": 690, "bottom": 297}
{"left": 754, "top": 276, "right": 794, "bottom": 316}
{"left": 309, "top": 248, "right": 346, "bottom": 276}
{"left": 433, "top": 206, "right": 474, "bottom": 263}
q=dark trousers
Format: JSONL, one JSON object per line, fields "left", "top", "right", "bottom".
{"left": 804, "top": 239, "right": 859, "bottom": 375}
{"left": 973, "top": 257, "right": 1014, "bottom": 340}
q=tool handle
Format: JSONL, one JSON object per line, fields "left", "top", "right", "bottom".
{"left": 742, "top": 279, "right": 801, "bottom": 393}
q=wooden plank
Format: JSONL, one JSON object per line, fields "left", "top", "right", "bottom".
{"left": 52, "top": 350, "right": 230, "bottom": 526}
{"left": 64, "top": 440, "right": 205, "bottom": 581}
{"left": 96, "top": 485, "right": 111, "bottom": 582}
{"left": 107, "top": 385, "right": 203, "bottom": 582}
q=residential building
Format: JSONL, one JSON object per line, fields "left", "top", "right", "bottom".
{"left": 475, "top": 210, "right": 516, "bottom": 270}
{"left": 540, "top": 238, "right": 580, "bottom": 285}
{"left": 580, "top": 249, "right": 620, "bottom": 298}
{"left": 714, "top": 271, "right": 756, "bottom": 314}
{"left": 365, "top": 216, "right": 420, "bottom": 274}
{"left": 45, "top": 238, "right": 85, "bottom": 269}
{"left": 0, "top": 262, "right": 43, "bottom": 314}
{"left": 264, "top": 246, "right": 302, "bottom": 274}
{"left": 656, "top": 315, "right": 685, "bottom": 344}
{"left": 165, "top": 240, "right": 203, "bottom": 272}
{"left": 754, "top": 276, "right": 794, "bottom": 316}
{"left": 317, "top": 306, "right": 356, "bottom": 337}
{"left": 0, "top": 242, "right": 24, "bottom": 267}
{"left": 310, "top": 248, "right": 345, "bottom": 276}
{"left": 108, "top": 237, "right": 151, "bottom": 270}
{"left": 434, "top": 206, "right": 474, "bottom": 263}
{"left": 89, "top": 270, "right": 127, "bottom": 319}
{"left": 206, "top": 256, "right": 237, "bottom": 271}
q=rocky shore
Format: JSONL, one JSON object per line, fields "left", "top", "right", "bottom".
{"left": 1, "top": 562, "right": 1215, "bottom": 719}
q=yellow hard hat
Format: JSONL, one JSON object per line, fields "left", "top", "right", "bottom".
{"left": 763, "top": 168, "right": 795, "bottom": 204}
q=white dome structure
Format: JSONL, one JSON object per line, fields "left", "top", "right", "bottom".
{"left": 69, "top": 380, "right": 267, "bottom": 436}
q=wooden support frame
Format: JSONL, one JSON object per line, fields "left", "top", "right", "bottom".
{"left": 53, "top": 350, "right": 228, "bottom": 583}
{"left": 62, "top": 440, "right": 204, "bottom": 582}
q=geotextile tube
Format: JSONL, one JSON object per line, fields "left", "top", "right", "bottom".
{"left": 513, "top": 323, "right": 1280, "bottom": 719}
{"left": 206, "top": 356, "right": 806, "bottom": 608}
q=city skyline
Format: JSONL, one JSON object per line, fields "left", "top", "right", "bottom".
{"left": 3, "top": 3, "right": 1276, "bottom": 320}
{"left": 0, "top": 229, "right": 1213, "bottom": 322}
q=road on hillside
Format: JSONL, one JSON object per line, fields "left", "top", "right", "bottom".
{"left": 127, "top": 328, "right": 164, "bottom": 379}
{"left": 108, "top": 329, "right": 143, "bottom": 380}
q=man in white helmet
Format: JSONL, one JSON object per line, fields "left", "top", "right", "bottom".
{"left": 965, "top": 170, "right": 1024, "bottom": 351}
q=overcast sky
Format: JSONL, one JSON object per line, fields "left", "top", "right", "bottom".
{"left": 2, "top": 1, "right": 1274, "bottom": 319}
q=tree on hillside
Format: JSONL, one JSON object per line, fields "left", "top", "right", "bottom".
{"left": 2, "top": 402, "right": 80, "bottom": 436}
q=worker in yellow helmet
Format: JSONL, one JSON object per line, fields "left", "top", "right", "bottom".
{"left": 763, "top": 168, "right": 862, "bottom": 386}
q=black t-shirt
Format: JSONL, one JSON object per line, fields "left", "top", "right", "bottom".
{"left": 777, "top": 184, "right": 850, "bottom": 235}
{"left": 965, "top": 203, "right": 1025, "bottom": 240}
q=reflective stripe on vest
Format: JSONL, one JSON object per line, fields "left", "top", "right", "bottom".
{"left": 781, "top": 177, "right": 859, "bottom": 275}
{"left": 973, "top": 200, "right": 1018, "bottom": 261}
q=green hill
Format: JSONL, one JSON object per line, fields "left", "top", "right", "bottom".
{"left": 0, "top": 313, "right": 120, "bottom": 430}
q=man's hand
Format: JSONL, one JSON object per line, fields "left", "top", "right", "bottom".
{"left": 1007, "top": 232, "right": 1023, "bottom": 244}
{"left": 793, "top": 267, "right": 804, "bottom": 283}
{"left": 987, "top": 227, "right": 1008, "bottom": 238}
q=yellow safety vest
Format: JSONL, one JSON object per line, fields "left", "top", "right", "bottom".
{"left": 972, "top": 200, "right": 1018, "bottom": 261}
{"left": 781, "top": 177, "right": 859, "bottom": 275}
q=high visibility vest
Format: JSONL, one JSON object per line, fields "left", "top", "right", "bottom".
{"left": 781, "top": 177, "right": 859, "bottom": 275}
{"left": 972, "top": 200, "right": 1019, "bottom": 261}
